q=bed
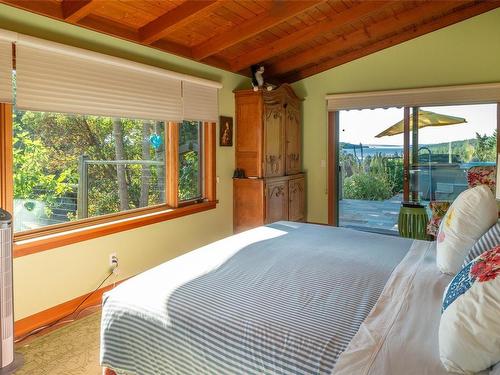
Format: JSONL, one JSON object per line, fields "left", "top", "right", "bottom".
{"left": 99, "top": 222, "right": 491, "bottom": 375}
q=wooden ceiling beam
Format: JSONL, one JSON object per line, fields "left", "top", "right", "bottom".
{"left": 139, "top": 0, "right": 221, "bottom": 45}
{"left": 285, "top": 1, "right": 500, "bottom": 82}
{"left": 0, "top": 0, "right": 63, "bottom": 18}
{"left": 78, "top": 14, "right": 142, "bottom": 42}
{"left": 0, "top": 0, "right": 237, "bottom": 75}
{"left": 230, "top": 0, "right": 393, "bottom": 72}
{"left": 267, "top": 1, "right": 470, "bottom": 77}
{"left": 191, "top": 0, "right": 325, "bottom": 61}
{"left": 61, "top": 0, "right": 101, "bottom": 23}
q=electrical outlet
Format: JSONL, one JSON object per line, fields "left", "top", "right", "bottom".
{"left": 109, "top": 252, "right": 118, "bottom": 268}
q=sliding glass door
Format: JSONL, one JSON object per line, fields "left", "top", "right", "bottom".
{"left": 338, "top": 107, "right": 405, "bottom": 234}
{"left": 409, "top": 104, "right": 497, "bottom": 203}
{"left": 335, "top": 103, "right": 498, "bottom": 235}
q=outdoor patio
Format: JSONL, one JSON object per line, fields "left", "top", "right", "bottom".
{"left": 339, "top": 195, "right": 430, "bottom": 235}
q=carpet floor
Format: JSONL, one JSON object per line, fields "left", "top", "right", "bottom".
{"left": 14, "top": 312, "right": 102, "bottom": 375}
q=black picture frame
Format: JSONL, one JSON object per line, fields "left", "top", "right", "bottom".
{"left": 219, "top": 116, "right": 233, "bottom": 147}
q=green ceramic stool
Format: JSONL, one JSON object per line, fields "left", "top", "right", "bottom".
{"left": 398, "top": 202, "right": 430, "bottom": 240}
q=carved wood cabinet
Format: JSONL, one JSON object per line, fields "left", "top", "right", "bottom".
{"left": 233, "top": 84, "right": 305, "bottom": 233}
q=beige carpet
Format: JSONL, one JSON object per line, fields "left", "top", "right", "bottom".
{"left": 14, "top": 312, "right": 102, "bottom": 375}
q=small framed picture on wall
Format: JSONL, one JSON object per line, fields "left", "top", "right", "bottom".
{"left": 219, "top": 116, "right": 233, "bottom": 147}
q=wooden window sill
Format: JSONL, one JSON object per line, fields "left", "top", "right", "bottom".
{"left": 13, "top": 201, "right": 217, "bottom": 258}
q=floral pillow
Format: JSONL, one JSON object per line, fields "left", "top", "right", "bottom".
{"left": 439, "top": 246, "right": 500, "bottom": 374}
{"left": 467, "top": 165, "right": 496, "bottom": 194}
{"left": 427, "top": 201, "right": 452, "bottom": 237}
{"left": 436, "top": 185, "right": 497, "bottom": 275}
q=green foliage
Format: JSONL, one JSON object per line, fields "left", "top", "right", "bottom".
{"left": 385, "top": 157, "right": 404, "bottom": 195}
{"left": 13, "top": 117, "right": 75, "bottom": 218}
{"left": 422, "top": 131, "right": 496, "bottom": 163}
{"left": 178, "top": 121, "right": 201, "bottom": 201}
{"left": 340, "top": 127, "right": 496, "bottom": 202}
{"left": 474, "top": 131, "right": 496, "bottom": 162}
{"left": 179, "top": 151, "right": 200, "bottom": 201}
{"left": 340, "top": 150, "right": 404, "bottom": 200}
{"left": 13, "top": 109, "right": 170, "bottom": 228}
{"left": 343, "top": 172, "right": 393, "bottom": 201}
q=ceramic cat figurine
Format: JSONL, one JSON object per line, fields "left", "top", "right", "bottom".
{"left": 251, "top": 64, "right": 273, "bottom": 91}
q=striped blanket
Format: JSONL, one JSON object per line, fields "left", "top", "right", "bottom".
{"left": 100, "top": 222, "right": 413, "bottom": 375}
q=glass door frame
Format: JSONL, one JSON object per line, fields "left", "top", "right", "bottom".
{"left": 328, "top": 103, "right": 500, "bottom": 226}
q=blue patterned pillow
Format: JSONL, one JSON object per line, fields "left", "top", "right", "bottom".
{"left": 439, "top": 246, "right": 500, "bottom": 373}
{"left": 463, "top": 221, "right": 500, "bottom": 266}
{"left": 442, "top": 261, "right": 475, "bottom": 312}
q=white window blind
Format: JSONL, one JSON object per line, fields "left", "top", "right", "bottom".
{"left": 0, "top": 40, "right": 12, "bottom": 103}
{"left": 326, "top": 83, "right": 500, "bottom": 111}
{"left": 12, "top": 34, "right": 222, "bottom": 121}
{"left": 182, "top": 81, "right": 218, "bottom": 122}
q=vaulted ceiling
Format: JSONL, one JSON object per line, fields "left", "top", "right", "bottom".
{"left": 2, "top": 0, "right": 500, "bottom": 83}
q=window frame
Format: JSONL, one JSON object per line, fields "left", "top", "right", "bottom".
{"left": 178, "top": 120, "right": 204, "bottom": 204}
{"left": 328, "top": 101, "right": 500, "bottom": 226}
{"left": 0, "top": 103, "right": 217, "bottom": 257}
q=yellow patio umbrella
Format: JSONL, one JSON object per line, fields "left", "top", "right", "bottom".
{"left": 375, "top": 109, "right": 467, "bottom": 138}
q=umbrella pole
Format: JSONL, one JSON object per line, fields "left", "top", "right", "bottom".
{"left": 411, "top": 108, "right": 419, "bottom": 201}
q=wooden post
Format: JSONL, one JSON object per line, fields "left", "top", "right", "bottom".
{"left": 328, "top": 111, "right": 338, "bottom": 226}
{"left": 203, "top": 122, "right": 216, "bottom": 202}
{"left": 77, "top": 155, "right": 89, "bottom": 219}
{"left": 403, "top": 107, "right": 410, "bottom": 202}
{"left": 0, "top": 103, "right": 13, "bottom": 215}
{"left": 411, "top": 107, "right": 419, "bottom": 201}
{"left": 166, "top": 122, "right": 179, "bottom": 208}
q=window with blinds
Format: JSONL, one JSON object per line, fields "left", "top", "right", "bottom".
{"left": 0, "top": 29, "right": 220, "bottom": 241}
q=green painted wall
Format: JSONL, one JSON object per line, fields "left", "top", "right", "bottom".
{"left": 2, "top": 3, "right": 500, "bottom": 320}
{"left": 0, "top": 4, "right": 250, "bottom": 320}
{"left": 292, "top": 8, "right": 500, "bottom": 224}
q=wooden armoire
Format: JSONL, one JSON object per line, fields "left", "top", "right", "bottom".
{"left": 233, "top": 84, "right": 305, "bottom": 233}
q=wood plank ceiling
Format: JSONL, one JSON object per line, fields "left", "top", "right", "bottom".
{"left": 2, "top": 0, "right": 499, "bottom": 83}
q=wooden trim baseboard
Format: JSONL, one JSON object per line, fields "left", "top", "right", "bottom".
{"left": 15, "top": 278, "right": 126, "bottom": 340}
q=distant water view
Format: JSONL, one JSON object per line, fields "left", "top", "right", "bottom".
{"left": 341, "top": 144, "right": 403, "bottom": 158}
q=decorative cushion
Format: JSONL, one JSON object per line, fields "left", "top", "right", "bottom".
{"left": 463, "top": 221, "right": 500, "bottom": 267}
{"left": 427, "top": 166, "right": 497, "bottom": 238}
{"left": 439, "top": 246, "right": 500, "bottom": 374}
{"left": 436, "top": 185, "right": 497, "bottom": 275}
{"left": 427, "top": 201, "right": 452, "bottom": 237}
{"left": 467, "top": 165, "right": 496, "bottom": 194}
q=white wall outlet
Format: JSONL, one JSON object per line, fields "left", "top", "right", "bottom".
{"left": 320, "top": 159, "right": 326, "bottom": 168}
{"left": 216, "top": 176, "right": 220, "bottom": 183}
{"left": 109, "top": 252, "right": 118, "bottom": 268}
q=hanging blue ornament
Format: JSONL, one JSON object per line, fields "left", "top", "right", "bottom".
{"left": 149, "top": 133, "right": 163, "bottom": 150}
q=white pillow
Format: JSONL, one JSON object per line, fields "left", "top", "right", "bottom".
{"left": 436, "top": 185, "right": 497, "bottom": 275}
{"left": 439, "top": 245, "right": 500, "bottom": 374}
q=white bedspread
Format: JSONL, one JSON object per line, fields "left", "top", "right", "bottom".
{"left": 332, "top": 240, "right": 491, "bottom": 375}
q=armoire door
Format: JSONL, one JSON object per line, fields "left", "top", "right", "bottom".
{"left": 264, "top": 103, "right": 285, "bottom": 177}
{"left": 288, "top": 177, "right": 305, "bottom": 221}
{"left": 285, "top": 104, "right": 301, "bottom": 175}
{"left": 266, "top": 180, "right": 288, "bottom": 223}
{"left": 235, "top": 92, "right": 263, "bottom": 177}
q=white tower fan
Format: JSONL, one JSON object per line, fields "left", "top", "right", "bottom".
{"left": 0, "top": 209, "right": 22, "bottom": 374}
